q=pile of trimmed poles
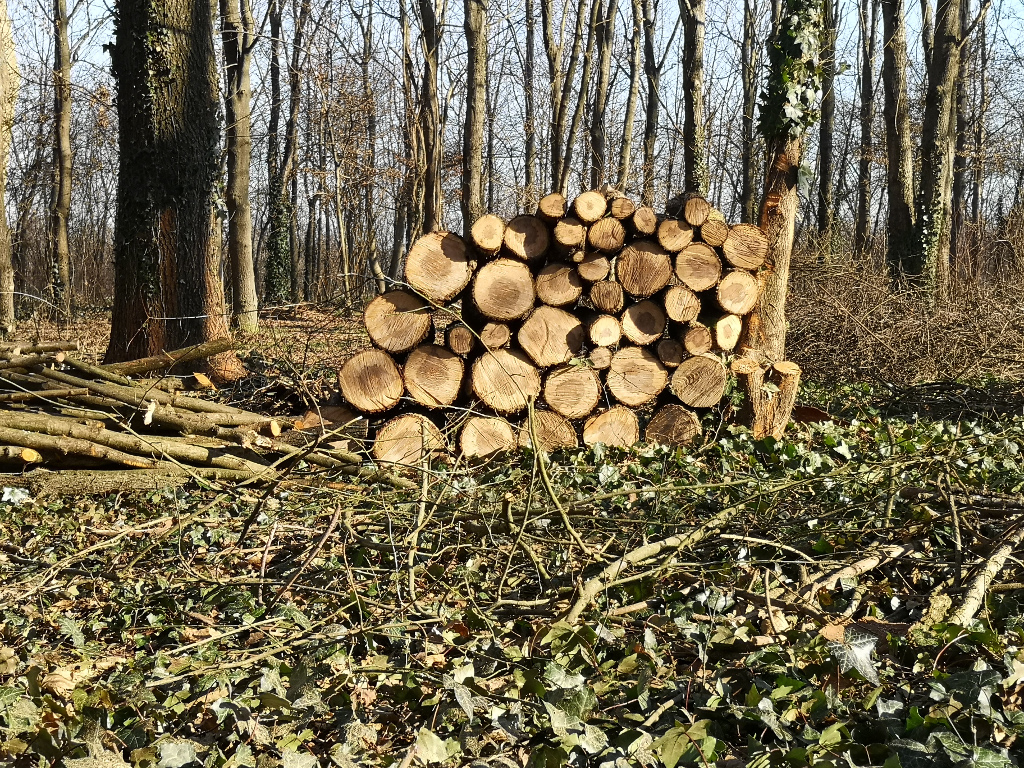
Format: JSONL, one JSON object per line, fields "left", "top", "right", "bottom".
{"left": 340, "top": 187, "right": 801, "bottom": 465}
{"left": 0, "top": 340, "right": 410, "bottom": 491}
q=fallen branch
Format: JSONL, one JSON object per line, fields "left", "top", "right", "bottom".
{"left": 101, "top": 337, "right": 237, "bottom": 377}
{"left": 948, "top": 521, "right": 1024, "bottom": 626}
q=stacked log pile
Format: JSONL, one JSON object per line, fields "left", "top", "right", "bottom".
{"left": 0, "top": 340, "right": 412, "bottom": 493}
{"left": 339, "top": 188, "right": 802, "bottom": 465}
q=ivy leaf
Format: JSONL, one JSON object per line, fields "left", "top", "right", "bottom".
{"left": 829, "top": 628, "right": 880, "bottom": 685}
{"left": 157, "top": 741, "right": 199, "bottom": 768}
{"left": 414, "top": 727, "right": 449, "bottom": 764}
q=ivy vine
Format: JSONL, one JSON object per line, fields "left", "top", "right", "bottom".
{"left": 760, "top": 0, "right": 825, "bottom": 140}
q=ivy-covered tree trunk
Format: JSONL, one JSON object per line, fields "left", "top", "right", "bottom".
{"left": 0, "top": 0, "right": 17, "bottom": 338}
{"left": 49, "top": 0, "right": 73, "bottom": 315}
{"left": 740, "top": 0, "right": 823, "bottom": 363}
{"left": 680, "top": 0, "right": 708, "bottom": 195}
{"left": 106, "top": 0, "right": 242, "bottom": 379}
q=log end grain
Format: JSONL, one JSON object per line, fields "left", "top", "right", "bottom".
{"left": 617, "top": 240, "right": 673, "bottom": 297}
{"left": 722, "top": 222, "right": 769, "bottom": 269}
{"left": 404, "top": 344, "right": 464, "bottom": 408}
{"left": 656, "top": 218, "right": 695, "bottom": 252}
{"left": 363, "top": 290, "right": 433, "bottom": 353}
{"left": 470, "top": 349, "right": 542, "bottom": 414}
{"left": 405, "top": 231, "right": 473, "bottom": 303}
{"left": 460, "top": 416, "right": 516, "bottom": 459}
{"left": 472, "top": 258, "right": 536, "bottom": 321}
{"left": 620, "top": 300, "right": 667, "bottom": 345}
{"left": 518, "top": 409, "right": 579, "bottom": 451}
{"left": 504, "top": 215, "right": 551, "bottom": 261}
{"left": 536, "top": 262, "right": 584, "bottom": 307}
{"left": 543, "top": 364, "right": 602, "bottom": 419}
{"left": 670, "top": 355, "right": 728, "bottom": 408}
{"left": 338, "top": 349, "right": 405, "bottom": 413}
{"left": 645, "top": 403, "right": 701, "bottom": 447}
{"left": 587, "top": 217, "right": 627, "bottom": 252}
{"left": 663, "top": 285, "right": 702, "bottom": 323}
{"left": 470, "top": 213, "right": 507, "bottom": 256}
{"left": 717, "top": 270, "right": 759, "bottom": 316}
{"left": 372, "top": 413, "right": 445, "bottom": 466}
{"left": 675, "top": 243, "right": 723, "bottom": 292}
{"left": 606, "top": 346, "right": 668, "bottom": 406}
{"left": 583, "top": 406, "right": 640, "bottom": 448}
{"left": 517, "top": 306, "right": 585, "bottom": 367}
{"left": 573, "top": 190, "right": 608, "bottom": 223}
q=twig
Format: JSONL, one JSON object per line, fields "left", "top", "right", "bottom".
{"left": 948, "top": 520, "right": 1024, "bottom": 626}
{"left": 270, "top": 507, "right": 342, "bottom": 606}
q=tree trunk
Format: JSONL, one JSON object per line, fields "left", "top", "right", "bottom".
{"left": 541, "top": 0, "right": 588, "bottom": 192}
{"left": 220, "top": 0, "right": 259, "bottom": 331}
{"left": 816, "top": 0, "right": 836, "bottom": 246}
{"left": 680, "top": 0, "right": 708, "bottom": 194}
{"left": 880, "top": 0, "right": 916, "bottom": 281}
{"left": 49, "top": 0, "right": 73, "bottom": 315}
{"left": 854, "top": 0, "right": 877, "bottom": 259}
{"left": 359, "top": 7, "right": 386, "bottom": 295}
{"left": 106, "top": 0, "right": 241, "bottom": 378}
{"left": 641, "top": 0, "right": 659, "bottom": 205}
{"left": 462, "top": 0, "right": 488, "bottom": 227}
{"left": 971, "top": 14, "right": 987, "bottom": 229}
{"left": 740, "top": 0, "right": 759, "bottom": 223}
{"left": 523, "top": 0, "right": 537, "bottom": 208}
{"left": 264, "top": 0, "right": 289, "bottom": 304}
{"left": 282, "top": 0, "right": 309, "bottom": 302}
{"left": 420, "top": 0, "right": 443, "bottom": 231}
{"left": 949, "top": 0, "right": 970, "bottom": 277}
{"left": 616, "top": 0, "right": 643, "bottom": 188}
{"left": 912, "top": 0, "right": 962, "bottom": 301}
{"left": 559, "top": 0, "right": 600, "bottom": 194}
{"left": 0, "top": 0, "right": 16, "bottom": 338}
{"left": 589, "top": 0, "right": 617, "bottom": 188}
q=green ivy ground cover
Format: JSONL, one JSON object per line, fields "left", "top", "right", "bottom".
{"left": 1, "top": 382, "right": 1023, "bottom": 767}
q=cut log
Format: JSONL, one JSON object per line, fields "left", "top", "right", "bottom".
{"left": 446, "top": 324, "right": 477, "bottom": 356}
{"left": 583, "top": 406, "right": 640, "bottom": 448}
{"left": 716, "top": 270, "right": 759, "bottom": 315}
{"left": 617, "top": 240, "right": 673, "bottom": 297}
{"left": 675, "top": 243, "right": 722, "bottom": 291}
{"left": 471, "top": 349, "right": 542, "bottom": 414}
{"left": 573, "top": 190, "right": 607, "bottom": 223}
{"left": 576, "top": 252, "right": 611, "bottom": 282}
{"left": 620, "top": 300, "right": 666, "bottom": 345}
{"left": 338, "top": 349, "right": 405, "bottom": 413}
{"left": 543, "top": 364, "right": 602, "bottom": 419}
{"left": 470, "top": 213, "right": 506, "bottom": 257}
{"left": 709, "top": 314, "right": 743, "bottom": 351}
{"left": 629, "top": 206, "right": 658, "bottom": 236}
{"left": 589, "top": 281, "right": 625, "bottom": 314}
{"left": 504, "top": 215, "right": 550, "bottom": 261}
{"left": 518, "top": 409, "right": 578, "bottom": 451}
{"left": 589, "top": 346, "right": 612, "bottom": 370}
{"left": 722, "top": 223, "right": 769, "bottom": 269}
{"left": 472, "top": 258, "right": 536, "bottom": 320}
{"left": 372, "top": 413, "right": 445, "bottom": 466}
{"left": 364, "top": 290, "right": 433, "bottom": 353}
{"left": 682, "top": 324, "right": 713, "bottom": 355}
{"left": 587, "top": 314, "right": 622, "bottom": 347}
{"left": 587, "top": 217, "right": 627, "bottom": 252}
{"left": 553, "top": 216, "right": 587, "bottom": 254}
{"left": 656, "top": 218, "right": 694, "bottom": 252}
{"left": 535, "top": 262, "right": 584, "bottom": 307}
{"left": 645, "top": 404, "right": 701, "bottom": 447}
{"left": 460, "top": 416, "right": 516, "bottom": 459}
{"left": 606, "top": 346, "right": 668, "bottom": 406}
{"left": 404, "top": 344, "right": 464, "bottom": 408}
{"left": 0, "top": 446, "right": 43, "bottom": 464}
{"left": 537, "top": 192, "right": 568, "bottom": 222}
{"left": 405, "top": 231, "right": 473, "bottom": 303}
{"left": 655, "top": 338, "right": 685, "bottom": 368}
{"left": 670, "top": 355, "right": 728, "bottom": 408}
{"left": 102, "top": 337, "right": 237, "bottom": 376}
{"left": 517, "top": 306, "right": 585, "bottom": 367}
{"left": 700, "top": 219, "right": 730, "bottom": 248}
{"left": 480, "top": 322, "right": 512, "bottom": 350}
{"left": 663, "top": 285, "right": 702, "bottom": 323}
{"left": 609, "top": 197, "right": 636, "bottom": 219}
{"left": 683, "top": 195, "right": 711, "bottom": 227}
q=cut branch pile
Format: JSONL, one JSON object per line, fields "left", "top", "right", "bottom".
{"left": 340, "top": 188, "right": 802, "bottom": 463}
{"left": 0, "top": 339, "right": 413, "bottom": 494}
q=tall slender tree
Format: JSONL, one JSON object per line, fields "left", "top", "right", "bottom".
{"left": 589, "top": 0, "right": 617, "bottom": 188}
{"left": 419, "top": 0, "right": 443, "bottom": 231}
{"left": 462, "top": 0, "right": 488, "bottom": 226}
{"left": 49, "top": 0, "right": 72, "bottom": 314}
{"left": 523, "top": 0, "right": 538, "bottom": 207}
{"left": 680, "top": 0, "right": 707, "bottom": 194}
{"left": 739, "top": 0, "right": 759, "bottom": 222}
{"left": 616, "top": 0, "right": 643, "bottom": 189}
{"left": 854, "top": 0, "right": 877, "bottom": 259}
{"left": 881, "top": 0, "right": 915, "bottom": 280}
{"left": 220, "top": 0, "right": 259, "bottom": 330}
{"left": 0, "top": 0, "right": 16, "bottom": 337}
{"left": 815, "top": 0, "right": 836, "bottom": 245}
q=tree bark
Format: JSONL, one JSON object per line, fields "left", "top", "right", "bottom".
{"left": 740, "top": 0, "right": 759, "bottom": 223}
{"left": 0, "top": 0, "right": 16, "bottom": 338}
{"left": 616, "top": 0, "right": 643, "bottom": 189}
{"left": 854, "top": 0, "right": 877, "bottom": 259}
{"left": 881, "top": 0, "right": 916, "bottom": 281}
{"left": 589, "top": 0, "right": 617, "bottom": 188}
{"left": 641, "top": 0, "right": 659, "bottom": 205}
{"left": 541, "top": 0, "right": 588, "bottom": 192}
{"left": 816, "top": 0, "right": 836, "bottom": 245}
{"left": 106, "top": 0, "right": 240, "bottom": 378}
{"left": 419, "top": 0, "right": 443, "bottom": 231}
{"left": 264, "top": 0, "right": 289, "bottom": 304}
{"left": 49, "top": 0, "right": 73, "bottom": 315}
{"left": 524, "top": 0, "right": 538, "bottom": 207}
{"left": 912, "top": 0, "right": 962, "bottom": 301}
{"left": 462, "top": 0, "right": 488, "bottom": 227}
{"left": 220, "top": 0, "right": 259, "bottom": 331}
{"left": 680, "top": 0, "right": 708, "bottom": 194}
{"left": 559, "top": 0, "right": 600, "bottom": 194}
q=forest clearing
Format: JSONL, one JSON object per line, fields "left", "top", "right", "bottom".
{"left": 1, "top": 0, "right": 1024, "bottom": 757}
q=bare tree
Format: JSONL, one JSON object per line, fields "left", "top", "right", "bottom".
{"left": 542, "top": 0, "right": 588, "bottom": 192}
{"left": 462, "top": 0, "right": 488, "bottom": 225}
{"left": 523, "top": 0, "right": 538, "bottom": 206}
{"left": 854, "top": 0, "right": 877, "bottom": 259}
{"left": 739, "top": 0, "right": 760, "bottom": 222}
{"left": 418, "top": 0, "right": 443, "bottom": 231}
{"left": 0, "top": 0, "right": 16, "bottom": 337}
{"left": 815, "top": 0, "right": 835, "bottom": 244}
{"left": 616, "top": 0, "right": 643, "bottom": 189}
{"left": 680, "top": 0, "right": 707, "bottom": 194}
{"left": 48, "top": 0, "right": 72, "bottom": 314}
{"left": 589, "top": 0, "right": 618, "bottom": 188}
{"left": 220, "top": 0, "right": 259, "bottom": 330}
{"left": 881, "top": 0, "right": 915, "bottom": 280}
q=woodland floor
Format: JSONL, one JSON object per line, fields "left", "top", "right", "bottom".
{"left": 2, "top": 288, "right": 1024, "bottom": 767}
